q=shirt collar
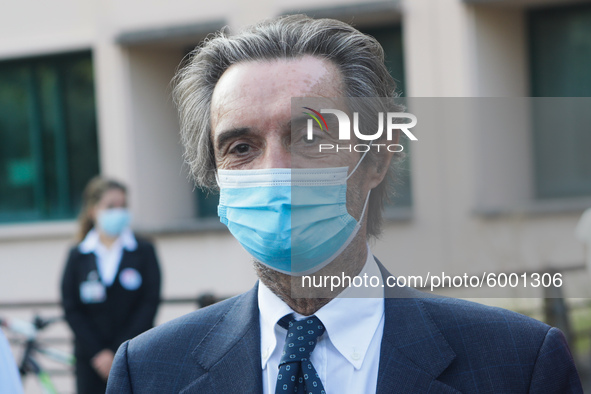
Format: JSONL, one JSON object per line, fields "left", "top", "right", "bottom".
{"left": 314, "top": 255, "right": 384, "bottom": 369}
{"left": 258, "top": 246, "right": 385, "bottom": 370}
{"left": 78, "top": 228, "right": 137, "bottom": 254}
{"left": 258, "top": 279, "right": 294, "bottom": 369}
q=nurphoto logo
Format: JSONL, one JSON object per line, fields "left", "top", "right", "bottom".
{"left": 303, "top": 107, "right": 418, "bottom": 153}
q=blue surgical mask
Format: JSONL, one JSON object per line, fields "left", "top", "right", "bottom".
{"left": 97, "top": 208, "right": 131, "bottom": 237}
{"left": 217, "top": 163, "right": 369, "bottom": 276}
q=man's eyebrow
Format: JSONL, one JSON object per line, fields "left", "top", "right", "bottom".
{"left": 292, "top": 113, "right": 339, "bottom": 127}
{"left": 288, "top": 115, "right": 317, "bottom": 131}
{"left": 290, "top": 115, "right": 309, "bottom": 125}
{"left": 215, "top": 128, "right": 251, "bottom": 151}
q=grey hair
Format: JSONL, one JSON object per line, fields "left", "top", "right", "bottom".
{"left": 173, "top": 14, "right": 401, "bottom": 237}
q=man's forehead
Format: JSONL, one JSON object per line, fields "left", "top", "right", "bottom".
{"left": 210, "top": 56, "right": 343, "bottom": 128}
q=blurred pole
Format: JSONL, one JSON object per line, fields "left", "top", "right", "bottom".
{"left": 543, "top": 268, "right": 573, "bottom": 344}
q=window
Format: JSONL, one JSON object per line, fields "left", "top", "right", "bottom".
{"left": 194, "top": 23, "right": 409, "bottom": 218}
{"left": 529, "top": 4, "right": 591, "bottom": 199}
{"left": 0, "top": 52, "right": 99, "bottom": 222}
{"left": 195, "top": 188, "right": 220, "bottom": 219}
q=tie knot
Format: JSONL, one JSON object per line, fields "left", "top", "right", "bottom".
{"left": 278, "top": 315, "right": 325, "bottom": 365}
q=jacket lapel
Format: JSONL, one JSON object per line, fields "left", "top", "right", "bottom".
{"left": 376, "top": 262, "right": 460, "bottom": 393}
{"left": 181, "top": 284, "right": 263, "bottom": 393}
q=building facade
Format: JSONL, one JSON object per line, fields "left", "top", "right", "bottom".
{"left": 1, "top": 0, "right": 590, "bottom": 390}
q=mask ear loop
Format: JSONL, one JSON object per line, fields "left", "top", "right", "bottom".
{"left": 345, "top": 140, "right": 373, "bottom": 222}
{"left": 358, "top": 189, "right": 371, "bottom": 222}
{"left": 346, "top": 140, "right": 374, "bottom": 180}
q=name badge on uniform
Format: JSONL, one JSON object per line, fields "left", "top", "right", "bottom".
{"left": 80, "top": 271, "right": 106, "bottom": 304}
{"left": 119, "top": 268, "right": 142, "bottom": 291}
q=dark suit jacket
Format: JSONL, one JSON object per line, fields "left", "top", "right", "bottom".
{"left": 61, "top": 237, "right": 161, "bottom": 360}
{"left": 107, "top": 268, "right": 582, "bottom": 393}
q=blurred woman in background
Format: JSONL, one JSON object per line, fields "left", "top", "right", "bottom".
{"left": 61, "top": 177, "right": 161, "bottom": 394}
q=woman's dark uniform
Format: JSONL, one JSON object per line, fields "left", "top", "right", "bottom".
{"left": 61, "top": 237, "right": 160, "bottom": 394}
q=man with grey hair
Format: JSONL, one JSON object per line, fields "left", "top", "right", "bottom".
{"left": 107, "top": 15, "right": 582, "bottom": 393}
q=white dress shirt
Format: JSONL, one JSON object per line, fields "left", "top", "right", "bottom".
{"left": 259, "top": 248, "right": 385, "bottom": 394}
{"left": 78, "top": 228, "right": 137, "bottom": 286}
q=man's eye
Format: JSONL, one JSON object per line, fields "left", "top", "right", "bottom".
{"left": 302, "top": 130, "right": 324, "bottom": 143}
{"left": 231, "top": 143, "right": 250, "bottom": 154}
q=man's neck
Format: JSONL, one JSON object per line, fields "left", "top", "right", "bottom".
{"left": 254, "top": 236, "right": 368, "bottom": 316}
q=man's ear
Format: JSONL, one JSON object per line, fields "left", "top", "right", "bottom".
{"left": 367, "top": 130, "right": 398, "bottom": 189}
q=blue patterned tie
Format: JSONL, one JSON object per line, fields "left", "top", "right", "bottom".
{"left": 275, "top": 314, "right": 326, "bottom": 394}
